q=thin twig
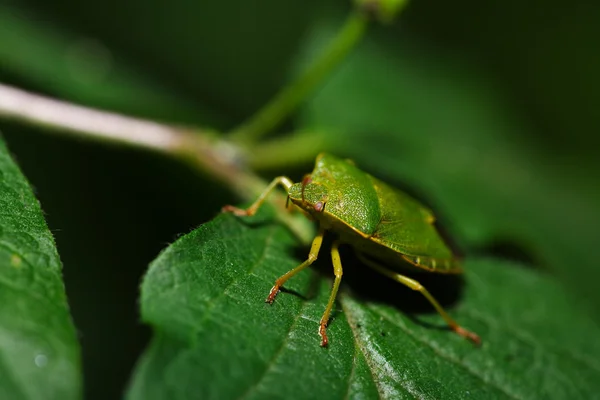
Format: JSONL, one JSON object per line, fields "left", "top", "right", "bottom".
{"left": 0, "top": 82, "right": 264, "bottom": 198}
{"left": 0, "top": 83, "right": 315, "bottom": 244}
{"left": 228, "top": 11, "right": 368, "bottom": 144}
{"left": 0, "top": 83, "right": 192, "bottom": 153}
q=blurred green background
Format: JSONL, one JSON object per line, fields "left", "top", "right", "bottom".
{"left": 1, "top": 0, "right": 599, "bottom": 398}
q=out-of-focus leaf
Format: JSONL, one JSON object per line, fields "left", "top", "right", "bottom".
{"left": 295, "top": 25, "right": 600, "bottom": 316}
{"left": 5, "top": 0, "right": 320, "bottom": 121}
{"left": 0, "top": 136, "right": 81, "bottom": 399}
{"left": 0, "top": 3, "right": 223, "bottom": 126}
{"left": 128, "top": 210, "right": 600, "bottom": 399}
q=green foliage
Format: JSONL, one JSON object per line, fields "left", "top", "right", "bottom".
{"left": 128, "top": 209, "right": 600, "bottom": 399}
{"left": 297, "top": 29, "right": 600, "bottom": 316}
{"left": 0, "top": 138, "right": 81, "bottom": 399}
{"left": 1, "top": 0, "right": 600, "bottom": 399}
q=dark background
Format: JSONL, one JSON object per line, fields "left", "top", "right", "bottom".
{"left": 1, "top": 0, "right": 599, "bottom": 398}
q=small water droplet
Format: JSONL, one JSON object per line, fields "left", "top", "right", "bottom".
{"left": 34, "top": 354, "right": 48, "bottom": 368}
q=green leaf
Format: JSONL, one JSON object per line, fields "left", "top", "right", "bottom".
{"left": 0, "top": 136, "right": 81, "bottom": 399}
{"left": 295, "top": 27, "right": 600, "bottom": 316}
{"left": 128, "top": 211, "right": 600, "bottom": 399}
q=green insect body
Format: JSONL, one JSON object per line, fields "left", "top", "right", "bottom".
{"left": 223, "top": 153, "right": 480, "bottom": 347}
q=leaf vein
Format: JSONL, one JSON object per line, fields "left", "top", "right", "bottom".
{"left": 372, "top": 306, "right": 521, "bottom": 400}
{"left": 236, "top": 296, "right": 310, "bottom": 400}
{"left": 341, "top": 296, "right": 420, "bottom": 400}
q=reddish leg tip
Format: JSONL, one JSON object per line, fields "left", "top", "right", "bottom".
{"left": 319, "top": 324, "right": 329, "bottom": 347}
{"left": 222, "top": 205, "right": 252, "bottom": 216}
{"left": 469, "top": 333, "right": 482, "bottom": 346}
{"left": 265, "top": 286, "right": 280, "bottom": 304}
{"left": 454, "top": 326, "right": 481, "bottom": 346}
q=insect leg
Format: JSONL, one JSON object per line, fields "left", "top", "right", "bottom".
{"left": 357, "top": 253, "right": 481, "bottom": 345}
{"left": 222, "top": 176, "right": 294, "bottom": 216}
{"left": 266, "top": 227, "right": 325, "bottom": 304}
{"left": 319, "top": 240, "right": 343, "bottom": 347}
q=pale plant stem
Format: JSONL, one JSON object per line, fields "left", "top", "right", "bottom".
{"left": 0, "top": 83, "right": 254, "bottom": 194}
{"left": 0, "top": 83, "right": 192, "bottom": 154}
{"left": 0, "top": 83, "right": 314, "bottom": 243}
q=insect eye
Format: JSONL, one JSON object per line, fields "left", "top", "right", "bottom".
{"left": 314, "top": 201, "right": 325, "bottom": 212}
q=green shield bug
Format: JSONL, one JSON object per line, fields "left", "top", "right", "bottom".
{"left": 223, "top": 153, "right": 480, "bottom": 347}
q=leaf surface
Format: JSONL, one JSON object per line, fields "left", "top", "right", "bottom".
{"left": 128, "top": 210, "right": 600, "bottom": 399}
{"left": 0, "top": 136, "right": 81, "bottom": 399}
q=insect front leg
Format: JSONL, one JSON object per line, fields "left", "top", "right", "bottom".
{"left": 222, "top": 176, "right": 294, "bottom": 216}
{"left": 318, "top": 240, "right": 343, "bottom": 347}
{"left": 357, "top": 253, "right": 481, "bottom": 345}
{"left": 265, "top": 227, "right": 326, "bottom": 304}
